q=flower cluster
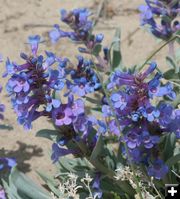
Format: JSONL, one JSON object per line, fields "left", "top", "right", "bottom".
{"left": 4, "top": 6, "right": 180, "bottom": 191}
{"left": 49, "top": 8, "right": 104, "bottom": 53}
{"left": 103, "top": 62, "right": 179, "bottom": 179}
{"left": 4, "top": 39, "right": 60, "bottom": 130}
{"left": 139, "top": 0, "right": 180, "bottom": 40}
{"left": 0, "top": 56, "right": 5, "bottom": 120}
{"left": 4, "top": 36, "right": 103, "bottom": 164}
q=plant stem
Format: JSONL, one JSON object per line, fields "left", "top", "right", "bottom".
{"left": 139, "top": 36, "right": 178, "bottom": 71}
{"left": 150, "top": 178, "right": 163, "bottom": 199}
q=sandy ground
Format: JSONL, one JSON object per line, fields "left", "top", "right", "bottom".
{"left": 0, "top": 0, "right": 173, "bottom": 186}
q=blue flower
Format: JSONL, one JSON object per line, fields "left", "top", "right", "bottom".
{"left": 95, "top": 34, "right": 104, "bottom": 43}
{"left": 49, "top": 24, "right": 70, "bottom": 44}
{"left": 28, "top": 35, "right": 41, "bottom": 56}
{"left": 42, "top": 51, "right": 56, "bottom": 70}
{"left": 140, "top": 106, "right": 160, "bottom": 122}
{"left": 141, "top": 131, "right": 160, "bottom": 149}
{"left": 50, "top": 8, "right": 93, "bottom": 43}
{"left": 111, "top": 92, "right": 127, "bottom": 110}
{"left": 51, "top": 143, "right": 75, "bottom": 163}
{"left": 45, "top": 95, "right": 61, "bottom": 112}
{"left": 53, "top": 106, "right": 73, "bottom": 126}
{"left": 3, "top": 58, "right": 15, "bottom": 77}
{"left": 0, "top": 158, "right": 16, "bottom": 171}
{"left": 153, "top": 82, "right": 176, "bottom": 100}
{"left": 147, "top": 159, "right": 168, "bottom": 180}
{"left": 0, "top": 187, "right": 6, "bottom": 199}
{"left": 139, "top": 0, "right": 179, "bottom": 40}
{"left": 97, "top": 120, "right": 107, "bottom": 134}
{"left": 102, "top": 105, "right": 112, "bottom": 117}
{"left": 92, "top": 174, "right": 102, "bottom": 199}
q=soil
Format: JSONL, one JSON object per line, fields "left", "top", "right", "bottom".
{"left": 0, "top": 0, "right": 173, "bottom": 187}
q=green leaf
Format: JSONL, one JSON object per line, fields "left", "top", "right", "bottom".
{"left": 166, "top": 56, "right": 177, "bottom": 70}
{"left": 2, "top": 179, "right": 22, "bottom": 199}
{"left": 36, "top": 129, "right": 58, "bottom": 142}
{"left": 58, "top": 157, "right": 77, "bottom": 173}
{"left": 166, "top": 154, "right": 180, "bottom": 168}
{"left": 85, "top": 96, "right": 100, "bottom": 104}
{"left": 46, "top": 181, "right": 62, "bottom": 197}
{"left": 37, "top": 171, "right": 58, "bottom": 187}
{"left": 91, "top": 106, "right": 102, "bottom": 112}
{"left": 163, "top": 69, "right": 180, "bottom": 80}
{"left": 163, "top": 133, "right": 176, "bottom": 161}
{"left": 90, "top": 133, "right": 104, "bottom": 161}
{"left": 93, "top": 44, "right": 102, "bottom": 56}
{"left": 7, "top": 167, "right": 51, "bottom": 199}
{"left": 101, "top": 177, "right": 135, "bottom": 197}
{"left": 111, "top": 28, "right": 122, "bottom": 70}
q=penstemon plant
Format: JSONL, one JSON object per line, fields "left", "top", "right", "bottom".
{"left": 0, "top": 1, "right": 180, "bottom": 199}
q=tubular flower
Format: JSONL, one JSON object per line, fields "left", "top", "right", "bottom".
{"left": 139, "top": 0, "right": 180, "bottom": 40}
{"left": 103, "top": 62, "right": 178, "bottom": 179}
{"left": 4, "top": 35, "right": 64, "bottom": 129}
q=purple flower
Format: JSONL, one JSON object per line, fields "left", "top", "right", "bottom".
{"left": 45, "top": 95, "right": 61, "bottom": 112}
{"left": 165, "top": 109, "right": 180, "bottom": 138}
{"left": 51, "top": 143, "right": 75, "bottom": 163}
{"left": 139, "top": 0, "right": 180, "bottom": 40}
{"left": 3, "top": 58, "right": 17, "bottom": 77}
{"left": 141, "top": 131, "right": 160, "bottom": 149}
{"left": 67, "top": 57, "right": 101, "bottom": 96}
{"left": 153, "top": 82, "right": 176, "bottom": 100}
{"left": 92, "top": 174, "right": 102, "bottom": 199}
{"left": 28, "top": 35, "right": 41, "bottom": 56}
{"left": 109, "top": 120, "right": 120, "bottom": 136}
{"left": 0, "top": 188, "right": 6, "bottom": 199}
{"left": 0, "top": 158, "right": 16, "bottom": 171}
{"left": 49, "top": 69, "right": 65, "bottom": 90}
{"left": 158, "top": 103, "right": 173, "bottom": 126}
{"left": 111, "top": 92, "right": 127, "bottom": 110}
{"left": 97, "top": 120, "right": 107, "bottom": 134}
{"left": 95, "top": 34, "right": 104, "bottom": 43}
{"left": 125, "top": 132, "right": 140, "bottom": 149}
{"left": 106, "top": 61, "right": 178, "bottom": 172}
{"left": 131, "top": 111, "right": 141, "bottom": 122}
{"left": 71, "top": 98, "right": 84, "bottom": 116}
{"left": 49, "top": 24, "right": 71, "bottom": 44}
{"left": 102, "top": 105, "right": 112, "bottom": 117}
{"left": 139, "top": 5, "right": 153, "bottom": 25}
{"left": 0, "top": 84, "right": 5, "bottom": 120}
{"left": 42, "top": 51, "right": 56, "bottom": 70}
{"left": 4, "top": 35, "right": 69, "bottom": 129}
{"left": 8, "top": 73, "right": 30, "bottom": 93}
{"left": 49, "top": 8, "right": 93, "bottom": 43}
{"left": 140, "top": 106, "right": 160, "bottom": 122}
{"left": 53, "top": 106, "right": 73, "bottom": 126}
{"left": 147, "top": 159, "right": 168, "bottom": 180}
{"left": 73, "top": 115, "right": 96, "bottom": 139}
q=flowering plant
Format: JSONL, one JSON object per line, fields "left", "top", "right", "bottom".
{"left": 0, "top": 1, "right": 180, "bottom": 199}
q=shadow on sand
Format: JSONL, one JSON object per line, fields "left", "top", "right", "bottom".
{"left": 0, "top": 141, "right": 43, "bottom": 173}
